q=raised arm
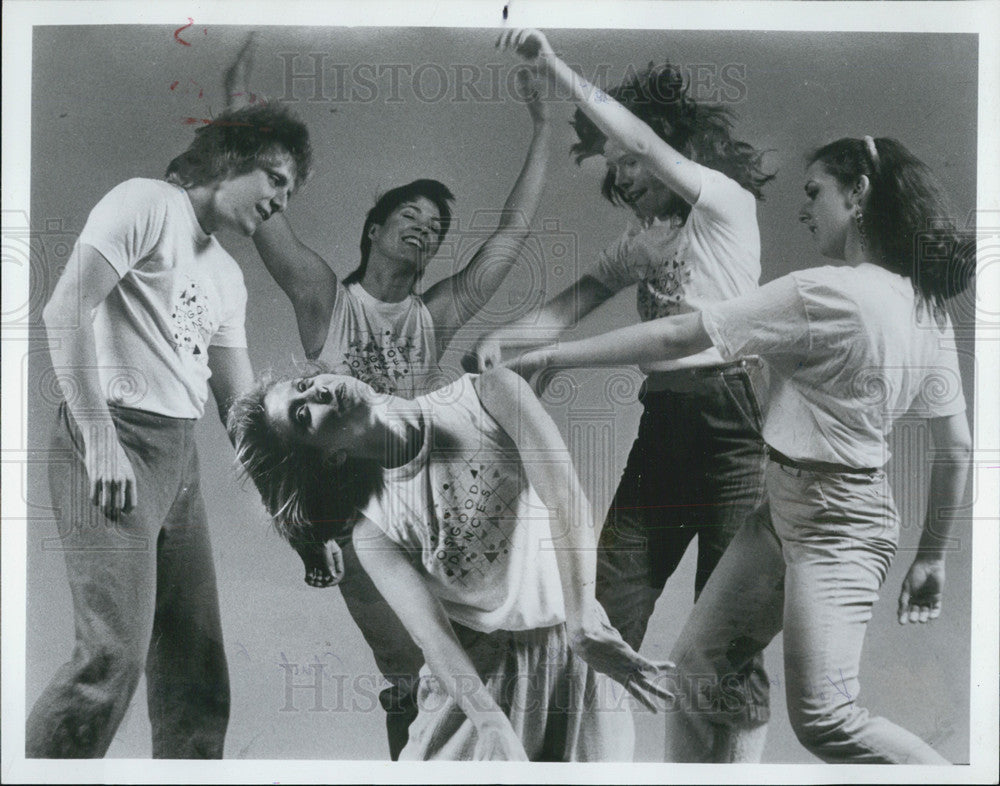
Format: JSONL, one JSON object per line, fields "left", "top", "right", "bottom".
{"left": 224, "top": 34, "right": 338, "bottom": 359}
{"left": 497, "top": 29, "right": 703, "bottom": 205}
{"left": 474, "top": 368, "right": 672, "bottom": 710}
{"left": 423, "top": 71, "right": 552, "bottom": 352}
{"left": 897, "top": 411, "right": 972, "bottom": 625}
{"left": 42, "top": 245, "right": 137, "bottom": 519}
{"left": 352, "top": 517, "right": 528, "bottom": 760}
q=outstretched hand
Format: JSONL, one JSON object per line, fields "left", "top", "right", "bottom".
{"left": 569, "top": 603, "right": 675, "bottom": 712}
{"left": 294, "top": 538, "right": 345, "bottom": 588}
{"left": 224, "top": 32, "right": 263, "bottom": 110}
{"left": 898, "top": 557, "right": 945, "bottom": 624}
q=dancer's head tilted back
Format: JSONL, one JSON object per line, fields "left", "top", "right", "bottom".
{"left": 228, "top": 370, "right": 384, "bottom": 547}
{"left": 570, "top": 62, "right": 774, "bottom": 220}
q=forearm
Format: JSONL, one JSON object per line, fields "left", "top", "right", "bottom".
{"left": 417, "top": 609, "right": 511, "bottom": 731}
{"left": 496, "top": 120, "right": 551, "bottom": 233}
{"left": 538, "top": 311, "right": 711, "bottom": 368}
{"left": 918, "top": 447, "right": 972, "bottom": 559}
{"left": 539, "top": 53, "right": 660, "bottom": 160}
{"left": 42, "top": 308, "right": 116, "bottom": 443}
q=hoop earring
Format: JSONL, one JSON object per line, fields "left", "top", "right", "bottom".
{"left": 854, "top": 206, "right": 867, "bottom": 252}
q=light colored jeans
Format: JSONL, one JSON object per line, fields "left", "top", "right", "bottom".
{"left": 26, "top": 403, "right": 229, "bottom": 758}
{"left": 665, "top": 460, "right": 949, "bottom": 764}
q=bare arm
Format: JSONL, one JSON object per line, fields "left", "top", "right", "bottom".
{"left": 506, "top": 310, "right": 710, "bottom": 381}
{"left": 498, "top": 29, "right": 703, "bottom": 205}
{"left": 224, "top": 33, "right": 338, "bottom": 359}
{"left": 474, "top": 368, "right": 673, "bottom": 709}
{"left": 424, "top": 72, "right": 552, "bottom": 352}
{"left": 465, "top": 275, "right": 615, "bottom": 372}
{"left": 352, "top": 517, "right": 527, "bottom": 760}
{"left": 42, "top": 244, "right": 137, "bottom": 518}
{"left": 207, "top": 346, "right": 255, "bottom": 431}
{"left": 897, "top": 412, "right": 973, "bottom": 624}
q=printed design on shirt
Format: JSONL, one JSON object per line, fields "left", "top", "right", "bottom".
{"left": 428, "top": 459, "right": 518, "bottom": 587}
{"left": 170, "top": 277, "right": 214, "bottom": 362}
{"left": 343, "top": 328, "right": 418, "bottom": 394}
{"left": 637, "top": 255, "right": 692, "bottom": 319}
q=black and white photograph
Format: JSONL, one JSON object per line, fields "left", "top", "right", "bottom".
{"left": 2, "top": 1, "right": 998, "bottom": 783}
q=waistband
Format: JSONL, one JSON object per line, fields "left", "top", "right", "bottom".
{"left": 766, "top": 445, "right": 880, "bottom": 476}
{"left": 644, "top": 357, "right": 762, "bottom": 394}
{"left": 59, "top": 400, "right": 198, "bottom": 431}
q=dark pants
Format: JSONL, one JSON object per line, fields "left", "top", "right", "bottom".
{"left": 596, "top": 362, "right": 771, "bottom": 724}
{"left": 337, "top": 535, "right": 424, "bottom": 760}
{"left": 26, "top": 403, "right": 229, "bottom": 758}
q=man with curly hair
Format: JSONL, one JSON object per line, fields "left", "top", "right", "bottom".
{"left": 27, "top": 103, "right": 311, "bottom": 759}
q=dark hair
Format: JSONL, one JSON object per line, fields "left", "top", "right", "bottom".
{"left": 808, "top": 137, "right": 975, "bottom": 310}
{"left": 344, "top": 179, "right": 456, "bottom": 286}
{"left": 166, "top": 103, "right": 312, "bottom": 190}
{"left": 228, "top": 370, "right": 382, "bottom": 549}
{"left": 570, "top": 62, "right": 774, "bottom": 219}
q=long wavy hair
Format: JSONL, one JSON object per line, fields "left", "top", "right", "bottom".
{"left": 227, "top": 371, "right": 382, "bottom": 549}
{"left": 343, "top": 179, "right": 456, "bottom": 286}
{"left": 166, "top": 103, "right": 312, "bottom": 189}
{"left": 570, "top": 62, "right": 774, "bottom": 219}
{"left": 808, "top": 137, "right": 976, "bottom": 312}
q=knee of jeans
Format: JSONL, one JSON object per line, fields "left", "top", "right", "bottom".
{"left": 788, "top": 699, "right": 857, "bottom": 757}
{"left": 76, "top": 641, "right": 145, "bottom": 694}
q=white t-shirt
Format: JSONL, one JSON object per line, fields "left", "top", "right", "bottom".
{"left": 701, "top": 263, "right": 967, "bottom": 467}
{"left": 592, "top": 163, "right": 760, "bottom": 373}
{"left": 318, "top": 281, "right": 441, "bottom": 398}
{"left": 80, "top": 178, "right": 248, "bottom": 419}
{"left": 359, "top": 375, "right": 565, "bottom": 634}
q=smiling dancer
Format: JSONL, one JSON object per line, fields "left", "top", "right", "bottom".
{"left": 27, "top": 104, "right": 310, "bottom": 758}
{"left": 509, "top": 134, "right": 974, "bottom": 763}
{"left": 473, "top": 28, "right": 775, "bottom": 760}
{"left": 229, "top": 367, "right": 670, "bottom": 760}
{"left": 224, "top": 36, "right": 552, "bottom": 758}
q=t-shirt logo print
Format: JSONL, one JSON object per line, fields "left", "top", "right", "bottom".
{"left": 638, "top": 256, "right": 692, "bottom": 318}
{"left": 344, "top": 329, "right": 416, "bottom": 394}
{"left": 170, "top": 278, "right": 213, "bottom": 361}
{"left": 429, "top": 462, "right": 513, "bottom": 586}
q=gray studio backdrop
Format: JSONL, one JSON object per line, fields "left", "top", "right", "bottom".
{"left": 25, "top": 26, "right": 977, "bottom": 762}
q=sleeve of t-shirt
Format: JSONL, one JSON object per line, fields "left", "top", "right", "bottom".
{"left": 210, "top": 264, "right": 248, "bottom": 348}
{"left": 920, "top": 316, "right": 968, "bottom": 418}
{"left": 692, "top": 163, "right": 758, "bottom": 232}
{"left": 701, "top": 273, "right": 812, "bottom": 360}
{"left": 590, "top": 227, "right": 639, "bottom": 293}
{"left": 77, "top": 179, "right": 168, "bottom": 277}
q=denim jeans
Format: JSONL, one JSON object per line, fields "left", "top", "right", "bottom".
{"left": 26, "top": 403, "right": 229, "bottom": 758}
{"left": 596, "top": 363, "right": 771, "bottom": 727}
{"left": 666, "top": 460, "right": 950, "bottom": 764}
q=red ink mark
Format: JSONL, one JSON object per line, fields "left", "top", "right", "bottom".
{"left": 174, "top": 18, "right": 194, "bottom": 47}
{"left": 198, "top": 89, "right": 204, "bottom": 98}
{"left": 169, "top": 81, "right": 179, "bottom": 91}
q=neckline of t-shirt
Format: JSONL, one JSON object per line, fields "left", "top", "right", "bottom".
{"left": 172, "top": 183, "right": 213, "bottom": 244}
{"left": 380, "top": 406, "right": 429, "bottom": 482}
{"left": 349, "top": 281, "right": 416, "bottom": 312}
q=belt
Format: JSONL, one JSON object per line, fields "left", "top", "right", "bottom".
{"left": 766, "top": 445, "right": 880, "bottom": 475}
{"left": 644, "top": 357, "right": 762, "bottom": 394}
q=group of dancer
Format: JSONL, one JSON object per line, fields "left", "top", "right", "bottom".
{"left": 28, "top": 28, "right": 973, "bottom": 764}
